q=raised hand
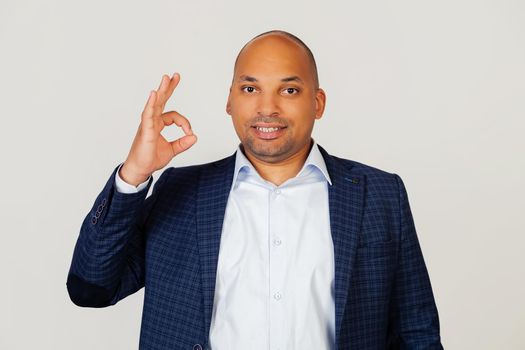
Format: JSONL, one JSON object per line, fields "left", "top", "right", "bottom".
{"left": 119, "top": 73, "right": 197, "bottom": 186}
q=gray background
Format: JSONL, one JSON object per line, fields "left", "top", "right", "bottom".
{"left": 1, "top": 0, "right": 524, "bottom": 349}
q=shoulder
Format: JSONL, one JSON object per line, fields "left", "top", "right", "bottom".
{"left": 340, "top": 155, "right": 402, "bottom": 191}
{"left": 155, "top": 152, "right": 236, "bottom": 187}
{"left": 320, "top": 145, "right": 400, "bottom": 183}
{"left": 319, "top": 146, "right": 405, "bottom": 201}
{"left": 332, "top": 154, "right": 395, "bottom": 177}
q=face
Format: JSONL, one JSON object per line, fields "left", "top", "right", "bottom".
{"left": 226, "top": 35, "right": 326, "bottom": 164}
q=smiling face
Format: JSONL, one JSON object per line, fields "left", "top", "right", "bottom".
{"left": 226, "top": 34, "right": 326, "bottom": 164}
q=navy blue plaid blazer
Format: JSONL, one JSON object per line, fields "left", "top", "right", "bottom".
{"left": 67, "top": 145, "right": 443, "bottom": 350}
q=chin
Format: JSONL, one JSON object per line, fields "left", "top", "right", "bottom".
{"left": 244, "top": 138, "right": 295, "bottom": 162}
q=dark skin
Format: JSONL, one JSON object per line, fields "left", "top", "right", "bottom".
{"left": 120, "top": 33, "right": 326, "bottom": 187}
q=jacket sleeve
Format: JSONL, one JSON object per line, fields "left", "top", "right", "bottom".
{"left": 388, "top": 174, "right": 444, "bottom": 349}
{"left": 66, "top": 163, "right": 171, "bottom": 308}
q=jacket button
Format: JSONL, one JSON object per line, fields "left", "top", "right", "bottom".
{"left": 192, "top": 344, "right": 203, "bottom": 350}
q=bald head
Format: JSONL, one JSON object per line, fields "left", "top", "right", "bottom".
{"left": 233, "top": 30, "right": 320, "bottom": 89}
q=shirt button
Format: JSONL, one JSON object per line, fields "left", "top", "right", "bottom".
{"left": 273, "top": 237, "right": 282, "bottom": 246}
{"left": 273, "top": 292, "right": 282, "bottom": 300}
{"left": 274, "top": 189, "right": 281, "bottom": 195}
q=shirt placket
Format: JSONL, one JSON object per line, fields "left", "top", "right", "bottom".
{"left": 268, "top": 186, "right": 286, "bottom": 350}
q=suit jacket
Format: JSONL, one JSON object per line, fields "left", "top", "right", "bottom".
{"left": 67, "top": 145, "right": 443, "bottom": 350}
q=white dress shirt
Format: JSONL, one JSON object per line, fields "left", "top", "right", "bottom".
{"left": 115, "top": 141, "right": 336, "bottom": 350}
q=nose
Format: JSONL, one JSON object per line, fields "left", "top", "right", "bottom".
{"left": 256, "top": 92, "right": 280, "bottom": 117}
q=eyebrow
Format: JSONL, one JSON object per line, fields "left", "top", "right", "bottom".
{"left": 238, "top": 75, "right": 304, "bottom": 84}
{"left": 281, "top": 76, "right": 304, "bottom": 84}
{"left": 239, "top": 75, "right": 258, "bottom": 82}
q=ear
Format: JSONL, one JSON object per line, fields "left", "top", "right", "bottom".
{"left": 314, "top": 88, "right": 326, "bottom": 120}
{"left": 226, "top": 86, "right": 232, "bottom": 115}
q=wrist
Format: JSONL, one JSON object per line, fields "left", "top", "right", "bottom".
{"left": 119, "top": 162, "right": 151, "bottom": 187}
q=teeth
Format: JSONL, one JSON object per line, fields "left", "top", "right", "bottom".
{"left": 257, "top": 127, "right": 280, "bottom": 132}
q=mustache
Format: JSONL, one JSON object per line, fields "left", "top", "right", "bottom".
{"left": 248, "top": 115, "right": 288, "bottom": 127}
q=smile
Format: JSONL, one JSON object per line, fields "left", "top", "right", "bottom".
{"left": 256, "top": 127, "right": 282, "bottom": 132}
{"left": 251, "top": 125, "right": 287, "bottom": 140}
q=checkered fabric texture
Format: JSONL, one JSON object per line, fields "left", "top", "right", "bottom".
{"left": 67, "top": 145, "right": 443, "bottom": 350}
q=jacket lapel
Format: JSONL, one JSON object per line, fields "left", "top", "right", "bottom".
{"left": 195, "top": 153, "right": 236, "bottom": 340}
{"left": 318, "top": 145, "right": 365, "bottom": 345}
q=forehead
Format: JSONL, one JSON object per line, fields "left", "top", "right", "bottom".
{"left": 234, "top": 35, "right": 312, "bottom": 81}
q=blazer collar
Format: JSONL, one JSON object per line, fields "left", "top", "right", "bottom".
{"left": 196, "top": 144, "right": 365, "bottom": 346}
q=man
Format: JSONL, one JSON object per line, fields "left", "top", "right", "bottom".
{"left": 67, "top": 30, "right": 443, "bottom": 349}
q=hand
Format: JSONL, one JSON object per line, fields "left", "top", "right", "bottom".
{"left": 120, "top": 73, "right": 197, "bottom": 186}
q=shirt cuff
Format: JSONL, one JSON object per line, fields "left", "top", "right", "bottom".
{"left": 114, "top": 163, "right": 151, "bottom": 193}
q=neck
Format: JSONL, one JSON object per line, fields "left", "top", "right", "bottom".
{"left": 241, "top": 139, "right": 313, "bottom": 186}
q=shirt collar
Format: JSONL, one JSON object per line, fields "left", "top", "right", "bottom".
{"left": 231, "top": 139, "right": 332, "bottom": 188}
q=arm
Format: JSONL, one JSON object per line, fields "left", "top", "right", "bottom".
{"left": 388, "top": 174, "right": 443, "bottom": 349}
{"left": 66, "top": 164, "right": 170, "bottom": 307}
{"left": 66, "top": 73, "right": 196, "bottom": 307}
{"left": 66, "top": 74, "right": 197, "bottom": 307}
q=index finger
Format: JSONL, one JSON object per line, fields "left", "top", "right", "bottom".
{"left": 161, "top": 110, "right": 193, "bottom": 135}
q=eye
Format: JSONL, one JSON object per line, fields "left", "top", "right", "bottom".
{"left": 241, "top": 86, "right": 256, "bottom": 93}
{"left": 283, "top": 87, "right": 299, "bottom": 95}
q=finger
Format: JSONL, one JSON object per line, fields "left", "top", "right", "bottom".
{"left": 161, "top": 110, "right": 193, "bottom": 135}
{"left": 153, "top": 75, "right": 167, "bottom": 108}
{"left": 141, "top": 90, "right": 158, "bottom": 123}
{"left": 164, "top": 73, "right": 180, "bottom": 102}
{"left": 157, "top": 73, "right": 180, "bottom": 110}
{"left": 156, "top": 74, "right": 169, "bottom": 92}
{"left": 170, "top": 134, "right": 197, "bottom": 157}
